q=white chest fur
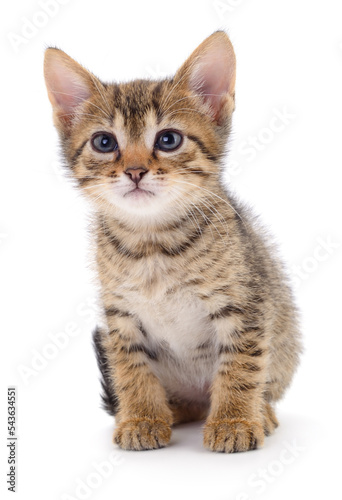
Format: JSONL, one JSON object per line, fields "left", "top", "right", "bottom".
{"left": 137, "top": 289, "right": 213, "bottom": 354}
{"left": 126, "top": 283, "right": 219, "bottom": 402}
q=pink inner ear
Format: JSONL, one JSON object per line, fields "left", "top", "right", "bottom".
{"left": 189, "top": 44, "right": 236, "bottom": 120}
{"left": 45, "top": 58, "right": 92, "bottom": 114}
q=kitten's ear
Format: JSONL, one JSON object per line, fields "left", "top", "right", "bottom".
{"left": 174, "top": 31, "right": 236, "bottom": 124}
{"left": 44, "top": 48, "right": 99, "bottom": 131}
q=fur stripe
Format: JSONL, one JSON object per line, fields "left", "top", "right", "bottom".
{"left": 196, "top": 341, "right": 211, "bottom": 350}
{"left": 120, "top": 344, "right": 158, "bottom": 361}
{"left": 101, "top": 219, "right": 204, "bottom": 259}
{"left": 210, "top": 305, "right": 244, "bottom": 320}
{"left": 188, "top": 134, "right": 218, "bottom": 162}
{"left": 219, "top": 360, "right": 261, "bottom": 372}
{"left": 105, "top": 306, "right": 131, "bottom": 317}
{"left": 101, "top": 223, "right": 144, "bottom": 260}
{"left": 71, "top": 139, "right": 88, "bottom": 166}
{"left": 219, "top": 341, "right": 264, "bottom": 357}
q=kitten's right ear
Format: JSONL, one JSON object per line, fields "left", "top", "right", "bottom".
{"left": 44, "top": 48, "right": 97, "bottom": 131}
{"left": 174, "top": 31, "right": 236, "bottom": 125}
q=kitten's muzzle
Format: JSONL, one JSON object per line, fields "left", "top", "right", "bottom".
{"left": 124, "top": 166, "right": 148, "bottom": 186}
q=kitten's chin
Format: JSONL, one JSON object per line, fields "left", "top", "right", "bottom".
{"left": 123, "top": 187, "right": 155, "bottom": 200}
{"left": 103, "top": 189, "right": 160, "bottom": 216}
{"left": 102, "top": 187, "right": 183, "bottom": 225}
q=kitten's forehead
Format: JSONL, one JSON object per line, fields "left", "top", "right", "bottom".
{"left": 105, "top": 79, "right": 188, "bottom": 153}
{"left": 111, "top": 79, "right": 170, "bottom": 139}
{"left": 113, "top": 108, "right": 158, "bottom": 152}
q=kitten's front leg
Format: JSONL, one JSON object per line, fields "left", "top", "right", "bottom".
{"left": 103, "top": 306, "right": 173, "bottom": 450}
{"left": 204, "top": 306, "right": 269, "bottom": 453}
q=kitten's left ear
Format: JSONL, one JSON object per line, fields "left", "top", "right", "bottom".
{"left": 44, "top": 48, "right": 102, "bottom": 132}
{"left": 174, "top": 31, "right": 236, "bottom": 124}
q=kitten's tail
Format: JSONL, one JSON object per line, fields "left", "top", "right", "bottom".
{"left": 92, "top": 327, "right": 119, "bottom": 416}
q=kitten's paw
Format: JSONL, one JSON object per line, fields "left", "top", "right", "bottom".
{"left": 263, "top": 402, "right": 279, "bottom": 436}
{"left": 113, "top": 417, "right": 171, "bottom": 451}
{"left": 203, "top": 418, "right": 264, "bottom": 453}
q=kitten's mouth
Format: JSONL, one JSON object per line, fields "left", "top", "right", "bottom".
{"left": 124, "top": 187, "right": 154, "bottom": 198}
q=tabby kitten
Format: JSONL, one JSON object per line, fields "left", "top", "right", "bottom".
{"left": 44, "top": 31, "right": 301, "bottom": 453}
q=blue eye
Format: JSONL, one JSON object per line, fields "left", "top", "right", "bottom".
{"left": 155, "top": 130, "right": 183, "bottom": 152}
{"left": 91, "top": 133, "right": 118, "bottom": 153}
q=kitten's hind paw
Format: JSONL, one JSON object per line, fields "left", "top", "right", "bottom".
{"left": 113, "top": 417, "right": 171, "bottom": 451}
{"left": 203, "top": 418, "right": 264, "bottom": 453}
{"left": 263, "top": 402, "right": 279, "bottom": 436}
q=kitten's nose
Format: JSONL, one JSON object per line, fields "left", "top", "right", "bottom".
{"left": 124, "top": 166, "right": 148, "bottom": 185}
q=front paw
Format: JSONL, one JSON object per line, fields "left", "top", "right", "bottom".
{"left": 203, "top": 418, "right": 264, "bottom": 453}
{"left": 113, "top": 417, "right": 172, "bottom": 451}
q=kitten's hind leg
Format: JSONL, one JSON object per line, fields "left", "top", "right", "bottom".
{"left": 262, "top": 401, "right": 279, "bottom": 436}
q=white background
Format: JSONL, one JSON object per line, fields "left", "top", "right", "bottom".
{"left": 1, "top": 0, "right": 342, "bottom": 499}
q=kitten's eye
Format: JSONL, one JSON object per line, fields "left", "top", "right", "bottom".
{"left": 91, "top": 133, "right": 118, "bottom": 153}
{"left": 155, "top": 130, "right": 183, "bottom": 152}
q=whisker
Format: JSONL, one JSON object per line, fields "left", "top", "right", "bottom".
{"left": 172, "top": 179, "right": 247, "bottom": 230}
{"left": 81, "top": 182, "right": 111, "bottom": 190}
{"left": 172, "top": 187, "right": 214, "bottom": 243}
{"left": 50, "top": 90, "right": 112, "bottom": 119}
{"left": 157, "top": 61, "right": 196, "bottom": 114}
{"left": 170, "top": 184, "right": 228, "bottom": 245}
{"left": 168, "top": 196, "right": 202, "bottom": 240}
{"left": 89, "top": 73, "right": 113, "bottom": 118}
{"left": 167, "top": 108, "right": 210, "bottom": 119}
{"left": 161, "top": 93, "right": 223, "bottom": 116}
{"left": 58, "top": 113, "right": 109, "bottom": 123}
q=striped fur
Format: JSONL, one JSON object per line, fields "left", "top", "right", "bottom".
{"left": 44, "top": 31, "right": 302, "bottom": 453}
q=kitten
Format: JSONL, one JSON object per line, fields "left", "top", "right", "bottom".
{"left": 44, "top": 31, "right": 302, "bottom": 453}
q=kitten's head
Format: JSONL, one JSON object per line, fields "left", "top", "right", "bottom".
{"left": 44, "top": 31, "right": 236, "bottom": 227}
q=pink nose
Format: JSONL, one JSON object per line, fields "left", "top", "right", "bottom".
{"left": 124, "top": 167, "right": 148, "bottom": 185}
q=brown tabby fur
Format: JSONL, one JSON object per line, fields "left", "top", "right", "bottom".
{"left": 44, "top": 31, "right": 301, "bottom": 453}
